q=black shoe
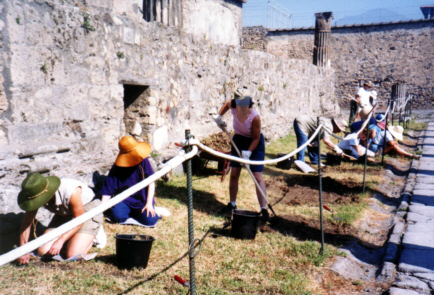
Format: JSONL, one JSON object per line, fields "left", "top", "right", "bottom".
{"left": 260, "top": 208, "right": 270, "bottom": 222}
{"left": 220, "top": 203, "right": 236, "bottom": 216}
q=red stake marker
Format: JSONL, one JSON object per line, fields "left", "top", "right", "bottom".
{"left": 323, "top": 205, "right": 333, "bottom": 213}
{"left": 174, "top": 275, "right": 189, "bottom": 287}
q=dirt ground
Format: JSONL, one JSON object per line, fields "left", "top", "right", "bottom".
{"left": 198, "top": 130, "right": 418, "bottom": 294}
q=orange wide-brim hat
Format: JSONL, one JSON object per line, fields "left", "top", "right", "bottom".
{"left": 115, "top": 136, "right": 152, "bottom": 167}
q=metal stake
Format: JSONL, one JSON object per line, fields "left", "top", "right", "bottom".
{"left": 185, "top": 129, "right": 196, "bottom": 295}
{"left": 362, "top": 124, "right": 370, "bottom": 194}
{"left": 317, "top": 117, "right": 325, "bottom": 255}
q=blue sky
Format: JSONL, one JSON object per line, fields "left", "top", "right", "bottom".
{"left": 243, "top": 0, "right": 434, "bottom": 28}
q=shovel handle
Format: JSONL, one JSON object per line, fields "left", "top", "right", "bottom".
{"left": 174, "top": 275, "right": 189, "bottom": 287}
{"left": 323, "top": 205, "right": 333, "bottom": 213}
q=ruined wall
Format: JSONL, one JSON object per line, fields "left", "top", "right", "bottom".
{"left": 0, "top": 0, "right": 337, "bottom": 253}
{"left": 183, "top": 0, "right": 243, "bottom": 46}
{"left": 265, "top": 20, "right": 434, "bottom": 109}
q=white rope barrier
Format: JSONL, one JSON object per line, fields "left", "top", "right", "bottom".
{"left": 0, "top": 146, "right": 199, "bottom": 267}
{"left": 188, "top": 124, "right": 324, "bottom": 166}
{"left": 355, "top": 107, "right": 376, "bottom": 136}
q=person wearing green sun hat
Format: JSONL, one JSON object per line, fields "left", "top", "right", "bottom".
{"left": 17, "top": 173, "right": 105, "bottom": 264}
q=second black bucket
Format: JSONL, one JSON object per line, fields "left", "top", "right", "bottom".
{"left": 231, "top": 209, "right": 260, "bottom": 240}
{"left": 115, "top": 234, "right": 155, "bottom": 269}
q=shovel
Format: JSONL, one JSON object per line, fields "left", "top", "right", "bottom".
{"left": 215, "top": 120, "right": 277, "bottom": 218}
{"left": 323, "top": 205, "right": 344, "bottom": 221}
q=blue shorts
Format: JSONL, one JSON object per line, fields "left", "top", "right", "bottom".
{"left": 230, "top": 133, "right": 265, "bottom": 172}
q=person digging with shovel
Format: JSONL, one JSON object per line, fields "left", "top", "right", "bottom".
{"left": 214, "top": 93, "right": 269, "bottom": 222}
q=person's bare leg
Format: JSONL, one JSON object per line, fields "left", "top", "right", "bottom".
{"left": 37, "top": 229, "right": 56, "bottom": 256}
{"left": 65, "top": 232, "right": 95, "bottom": 258}
{"left": 253, "top": 172, "right": 267, "bottom": 208}
{"left": 229, "top": 167, "right": 241, "bottom": 203}
{"left": 385, "top": 141, "right": 415, "bottom": 158}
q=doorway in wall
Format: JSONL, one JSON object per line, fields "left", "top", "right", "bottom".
{"left": 123, "top": 84, "right": 152, "bottom": 142}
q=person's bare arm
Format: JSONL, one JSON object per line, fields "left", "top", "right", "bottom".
{"left": 17, "top": 210, "right": 38, "bottom": 264}
{"left": 218, "top": 101, "right": 232, "bottom": 116}
{"left": 47, "top": 187, "right": 85, "bottom": 256}
{"left": 248, "top": 116, "right": 261, "bottom": 152}
{"left": 142, "top": 182, "right": 156, "bottom": 217}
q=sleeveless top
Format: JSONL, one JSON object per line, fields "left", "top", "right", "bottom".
{"left": 44, "top": 178, "right": 95, "bottom": 216}
{"left": 231, "top": 108, "right": 259, "bottom": 138}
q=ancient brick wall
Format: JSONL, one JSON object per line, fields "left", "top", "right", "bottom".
{"left": 263, "top": 20, "right": 433, "bottom": 109}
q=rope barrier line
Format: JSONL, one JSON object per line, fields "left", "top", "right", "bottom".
{"left": 0, "top": 122, "right": 328, "bottom": 267}
{"left": 0, "top": 146, "right": 199, "bottom": 267}
{"left": 355, "top": 106, "right": 376, "bottom": 136}
{"left": 188, "top": 123, "right": 325, "bottom": 166}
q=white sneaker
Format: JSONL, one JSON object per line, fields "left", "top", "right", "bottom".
{"left": 155, "top": 206, "right": 171, "bottom": 217}
{"left": 93, "top": 226, "right": 107, "bottom": 249}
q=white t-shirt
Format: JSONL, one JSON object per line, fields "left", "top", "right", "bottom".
{"left": 356, "top": 87, "right": 372, "bottom": 111}
{"left": 44, "top": 178, "right": 95, "bottom": 216}
{"left": 338, "top": 133, "right": 359, "bottom": 150}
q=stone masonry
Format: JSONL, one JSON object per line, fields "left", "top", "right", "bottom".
{"left": 256, "top": 19, "right": 434, "bottom": 109}
{"left": 0, "top": 0, "right": 338, "bottom": 253}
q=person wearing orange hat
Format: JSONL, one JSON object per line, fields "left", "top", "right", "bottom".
{"left": 100, "top": 136, "right": 161, "bottom": 227}
{"left": 17, "top": 173, "right": 105, "bottom": 264}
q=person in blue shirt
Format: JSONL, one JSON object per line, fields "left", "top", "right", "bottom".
{"left": 100, "top": 136, "right": 161, "bottom": 227}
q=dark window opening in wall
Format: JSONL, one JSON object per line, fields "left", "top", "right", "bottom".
{"left": 143, "top": 0, "right": 182, "bottom": 27}
{"left": 123, "top": 84, "right": 152, "bottom": 142}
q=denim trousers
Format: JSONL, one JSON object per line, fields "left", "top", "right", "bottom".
{"left": 109, "top": 201, "right": 160, "bottom": 226}
{"left": 293, "top": 120, "right": 319, "bottom": 164}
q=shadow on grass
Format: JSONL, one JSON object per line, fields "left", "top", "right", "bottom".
{"left": 156, "top": 174, "right": 226, "bottom": 217}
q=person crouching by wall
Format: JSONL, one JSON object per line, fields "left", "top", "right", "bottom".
{"left": 100, "top": 136, "right": 161, "bottom": 227}
{"left": 17, "top": 173, "right": 105, "bottom": 264}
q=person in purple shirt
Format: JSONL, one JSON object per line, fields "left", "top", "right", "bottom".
{"left": 100, "top": 136, "right": 160, "bottom": 227}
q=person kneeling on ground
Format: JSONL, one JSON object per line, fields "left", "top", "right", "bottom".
{"left": 293, "top": 115, "right": 348, "bottom": 166}
{"left": 100, "top": 136, "right": 161, "bottom": 227}
{"left": 17, "top": 173, "right": 105, "bottom": 264}
{"left": 367, "top": 124, "right": 420, "bottom": 159}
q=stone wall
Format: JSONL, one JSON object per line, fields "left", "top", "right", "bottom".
{"left": 264, "top": 20, "right": 434, "bottom": 109}
{"left": 0, "top": 0, "right": 337, "bottom": 252}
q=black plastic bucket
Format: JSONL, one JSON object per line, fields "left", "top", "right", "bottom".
{"left": 231, "top": 209, "right": 260, "bottom": 240}
{"left": 115, "top": 234, "right": 155, "bottom": 269}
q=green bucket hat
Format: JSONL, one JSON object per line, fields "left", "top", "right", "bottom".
{"left": 18, "top": 173, "right": 60, "bottom": 211}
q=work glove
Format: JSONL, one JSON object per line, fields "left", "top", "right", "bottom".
{"left": 333, "top": 145, "right": 343, "bottom": 155}
{"left": 213, "top": 115, "right": 227, "bottom": 129}
{"left": 241, "top": 150, "right": 252, "bottom": 168}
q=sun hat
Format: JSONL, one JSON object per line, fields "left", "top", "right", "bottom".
{"left": 18, "top": 173, "right": 60, "bottom": 212}
{"left": 359, "top": 104, "right": 373, "bottom": 120}
{"left": 332, "top": 117, "right": 348, "bottom": 133}
{"left": 363, "top": 81, "right": 374, "bottom": 88}
{"left": 235, "top": 95, "right": 252, "bottom": 107}
{"left": 115, "top": 136, "right": 152, "bottom": 167}
{"left": 388, "top": 125, "right": 404, "bottom": 142}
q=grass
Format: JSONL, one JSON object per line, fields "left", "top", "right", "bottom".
{"left": 0, "top": 127, "right": 419, "bottom": 294}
